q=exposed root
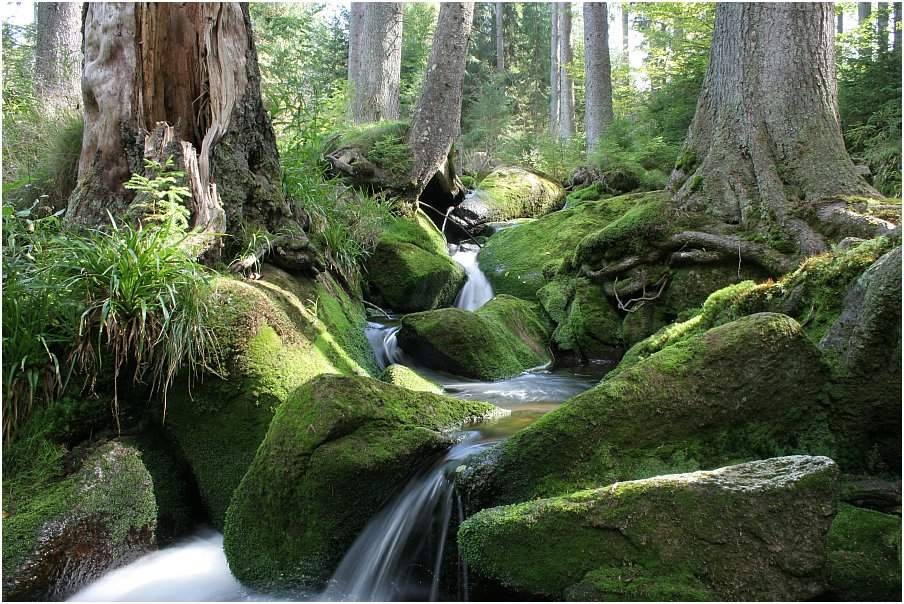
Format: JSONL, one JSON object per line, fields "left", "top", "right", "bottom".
{"left": 659, "top": 230, "right": 795, "bottom": 275}
{"left": 612, "top": 273, "right": 669, "bottom": 313}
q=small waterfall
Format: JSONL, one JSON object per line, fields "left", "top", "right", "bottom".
{"left": 324, "top": 433, "right": 488, "bottom": 602}
{"left": 366, "top": 321, "right": 403, "bottom": 372}
{"left": 451, "top": 244, "right": 493, "bottom": 311}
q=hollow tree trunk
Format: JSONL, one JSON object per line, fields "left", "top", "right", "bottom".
{"left": 549, "top": 3, "right": 560, "bottom": 134}
{"left": 558, "top": 3, "right": 574, "bottom": 140}
{"left": 584, "top": 2, "right": 613, "bottom": 153}
{"left": 34, "top": 2, "right": 82, "bottom": 113}
{"left": 495, "top": 2, "right": 505, "bottom": 72}
{"left": 67, "top": 3, "right": 303, "bottom": 265}
{"left": 670, "top": 2, "right": 879, "bottom": 255}
{"left": 407, "top": 2, "right": 474, "bottom": 200}
{"left": 354, "top": 3, "right": 403, "bottom": 124}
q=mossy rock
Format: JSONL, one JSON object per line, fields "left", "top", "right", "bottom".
{"left": 460, "top": 313, "right": 830, "bottom": 508}
{"left": 397, "top": 294, "right": 553, "bottom": 380}
{"left": 478, "top": 191, "right": 668, "bottom": 301}
{"left": 452, "top": 167, "right": 565, "bottom": 229}
{"left": 165, "top": 266, "right": 376, "bottom": 529}
{"left": 379, "top": 364, "right": 443, "bottom": 394}
{"left": 2, "top": 441, "right": 157, "bottom": 601}
{"left": 458, "top": 455, "right": 838, "bottom": 601}
{"left": 365, "top": 211, "right": 466, "bottom": 313}
{"left": 539, "top": 277, "right": 624, "bottom": 360}
{"left": 826, "top": 503, "right": 902, "bottom": 601}
{"left": 222, "top": 374, "right": 501, "bottom": 590}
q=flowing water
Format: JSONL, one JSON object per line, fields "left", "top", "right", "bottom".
{"left": 70, "top": 243, "right": 610, "bottom": 602}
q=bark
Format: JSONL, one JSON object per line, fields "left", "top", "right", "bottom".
{"left": 858, "top": 2, "right": 872, "bottom": 24}
{"left": 558, "top": 3, "right": 574, "bottom": 140}
{"left": 348, "top": 2, "right": 365, "bottom": 89}
{"left": 408, "top": 2, "right": 474, "bottom": 200}
{"left": 584, "top": 2, "right": 613, "bottom": 153}
{"left": 837, "top": 11, "right": 843, "bottom": 34}
{"left": 354, "top": 3, "right": 403, "bottom": 124}
{"left": 878, "top": 2, "right": 890, "bottom": 53}
{"left": 549, "top": 3, "right": 560, "bottom": 134}
{"left": 895, "top": 3, "right": 903, "bottom": 50}
{"left": 622, "top": 2, "right": 629, "bottom": 52}
{"left": 34, "top": 2, "right": 82, "bottom": 113}
{"left": 495, "top": 2, "right": 505, "bottom": 72}
{"left": 670, "top": 3, "right": 879, "bottom": 254}
{"left": 68, "top": 3, "right": 298, "bottom": 263}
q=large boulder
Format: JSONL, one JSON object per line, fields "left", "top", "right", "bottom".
{"left": 165, "top": 266, "right": 376, "bottom": 528}
{"left": 826, "top": 503, "right": 902, "bottom": 601}
{"left": 397, "top": 294, "right": 553, "bottom": 380}
{"left": 223, "top": 374, "right": 502, "bottom": 590}
{"left": 460, "top": 313, "right": 830, "bottom": 508}
{"left": 365, "top": 211, "right": 466, "bottom": 313}
{"left": 538, "top": 276, "right": 624, "bottom": 360}
{"left": 3, "top": 441, "right": 157, "bottom": 601}
{"left": 379, "top": 363, "right": 443, "bottom": 394}
{"left": 452, "top": 167, "right": 565, "bottom": 230}
{"left": 458, "top": 456, "right": 839, "bottom": 601}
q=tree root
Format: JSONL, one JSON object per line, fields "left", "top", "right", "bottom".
{"left": 658, "top": 231, "right": 795, "bottom": 275}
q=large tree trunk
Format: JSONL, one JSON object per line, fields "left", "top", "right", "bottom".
{"left": 878, "top": 2, "right": 890, "bottom": 53}
{"left": 353, "top": 3, "right": 403, "bottom": 124}
{"left": 549, "top": 3, "right": 560, "bottom": 135}
{"left": 495, "top": 2, "right": 505, "bottom": 72}
{"left": 837, "top": 11, "right": 843, "bottom": 34}
{"left": 67, "top": 3, "right": 304, "bottom": 265}
{"left": 670, "top": 2, "right": 879, "bottom": 255}
{"left": 584, "top": 2, "right": 613, "bottom": 153}
{"left": 557, "top": 3, "right": 574, "bottom": 140}
{"left": 348, "top": 2, "right": 365, "bottom": 92}
{"left": 408, "top": 2, "right": 474, "bottom": 200}
{"left": 858, "top": 2, "right": 872, "bottom": 23}
{"left": 895, "top": 3, "right": 902, "bottom": 50}
{"left": 34, "top": 2, "right": 82, "bottom": 113}
{"left": 622, "top": 2, "right": 629, "bottom": 52}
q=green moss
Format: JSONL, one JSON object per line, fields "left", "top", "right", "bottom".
{"left": 380, "top": 364, "right": 443, "bottom": 394}
{"left": 565, "top": 567, "right": 715, "bottom": 601}
{"left": 332, "top": 120, "right": 410, "bottom": 157}
{"left": 397, "top": 295, "right": 553, "bottom": 380}
{"left": 460, "top": 174, "right": 476, "bottom": 189}
{"left": 565, "top": 182, "right": 607, "bottom": 206}
{"left": 674, "top": 149, "right": 697, "bottom": 174}
{"left": 541, "top": 277, "right": 624, "bottom": 359}
{"left": 826, "top": 504, "right": 901, "bottom": 600}
{"left": 464, "top": 167, "right": 565, "bottom": 223}
{"left": 223, "top": 374, "right": 501, "bottom": 590}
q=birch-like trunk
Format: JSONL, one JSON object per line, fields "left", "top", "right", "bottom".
{"left": 354, "top": 3, "right": 403, "bottom": 124}
{"left": 34, "top": 2, "right": 82, "bottom": 113}
{"left": 549, "top": 3, "right": 560, "bottom": 135}
{"left": 558, "top": 3, "right": 574, "bottom": 140}
{"left": 584, "top": 2, "right": 613, "bottom": 153}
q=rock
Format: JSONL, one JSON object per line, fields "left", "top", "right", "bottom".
{"left": 222, "top": 374, "right": 501, "bottom": 590}
{"left": 565, "top": 165, "right": 603, "bottom": 190}
{"left": 538, "top": 277, "right": 624, "bottom": 360}
{"left": 165, "top": 266, "right": 376, "bottom": 528}
{"left": 3, "top": 441, "right": 157, "bottom": 601}
{"left": 452, "top": 167, "right": 565, "bottom": 230}
{"left": 365, "top": 211, "right": 466, "bottom": 313}
{"left": 379, "top": 363, "right": 443, "bottom": 394}
{"left": 826, "top": 504, "right": 902, "bottom": 601}
{"left": 460, "top": 313, "right": 830, "bottom": 508}
{"left": 397, "top": 294, "right": 553, "bottom": 380}
{"left": 458, "top": 456, "right": 839, "bottom": 601}
{"left": 478, "top": 191, "right": 668, "bottom": 301}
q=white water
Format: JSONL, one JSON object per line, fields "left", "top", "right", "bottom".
{"left": 366, "top": 321, "right": 403, "bottom": 371}
{"left": 450, "top": 244, "right": 493, "bottom": 311}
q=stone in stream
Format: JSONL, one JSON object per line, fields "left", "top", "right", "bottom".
{"left": 451, "top": 166, "right": 565, "bottom": 231}
{"left": 2, "top": 441, "right": 158, "bottom": 601}
{"left": 222, "top": 374, "right": 503, "bottom": 591}
{"left": 457, "top": 455, "right": 839, "bottom": 601}
{"left": 397, "top": 294, "right": 554, "bottom": 381}
{"left": 364, "top": 210, "right": 467, "bottom": 313}
{"left": 379, "top": 363, "right": 443, "bottom": 394}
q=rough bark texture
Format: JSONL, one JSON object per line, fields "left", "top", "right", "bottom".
{"left": 34, "top": 2, "right": 82, "bottom": 113}
{"left": 670, "top": 3, "right": 879, "bottom": 253}
{"left": 557, "top": 3, "right": 574, "bottom": 139}
{"left": 354, "top": 3, "right": 403, "bottom": 124}
{"left": 495, "top": 2, "right": 505, "bottom": 72}
{"left": 347, "top": 2, "right": 365, "bottom": 92}
{"left": 408, "top": 2, "right": 474, "bottom": 199}
{"left": 583, "top": 2, "right": 613, "bottom": 153}
{"left": 68, "top": 3, "right": 294, "bottom": 260}
{"left": 549, "top": 3, "right": 560, "bottom": 134}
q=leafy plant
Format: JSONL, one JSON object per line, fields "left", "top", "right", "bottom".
{"left": 124, "top": 158, "right": 193, "bottom": 233}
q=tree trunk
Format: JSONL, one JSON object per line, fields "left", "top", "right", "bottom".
{"left": 348, "top": 2, "right": 365, "bottom": 91}
{"left": 858, "top": 2, "right": 872, "bottom": 23}
{"left": 837, "top": 11, "right": 843, "bottom": 34}
{"left": 68, "top": 3, "right": 301, "bottom": 263}
{"left": 34, "top": 2, "right": 82, "bottom": 113}
{"left": 895, "top": 3, "right": 902, "bottom": 49}
{"left": 878, "top": 2, "right": 890, "bottom": 53}
{"left": 622, "top": 2, "right": 629, "bottom": 52}
{"left": 495, "top": 2, "right": 505, "bottom": 72}
{"left": 354, "top": 3, "right": 403, "bottom": 124}
{"left": 549, "top": 3, "right": 560, "bottom": 135}
{"left": 670, "top": 2, "right": 879, "bottom": 255}
{"left": 408, "top": 2, "right": 474, "bottom": 200}
{"left": 558, "top": 3, "right": 574, "bottom": 140}
{"left": 584, "top": 2, "right": 613, "bottom": 153}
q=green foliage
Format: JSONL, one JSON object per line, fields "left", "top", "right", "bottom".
{"left": 124, "top": 158, "right": 192, "bottom": 233}
{"left": 590, "top": 118, "right": 679, "bottom": 191}
{"left": 400, "top": 3, "right": 437, "bottom": 114}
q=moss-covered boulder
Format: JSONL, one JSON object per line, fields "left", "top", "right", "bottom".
{"left": 365, "top": 211, "right": 466, "bottom": 313}
{"left": 461, "top": 313, "right": 830, "bottom": 508}
{"left": 165, "top": 266, "right": 376, "bottom": 529}
{"left": 458, "top": 455, "right": 839, "bottom": 601}
{"left": 222, "top": 374, "right": 501, "bottom": 590}
{"left": 2, "top": 441, "right": 157, "bottom": 601}
{"left": 478, "top": 191, "right": 668, "bottom": 301}
{"left": 452, "top": 167, "right": 565, "bottom": 229}
{"left": 538, "top": 276, "right": 624, "bottom": 360}
{"left": 379, "top": 363, "right": 443, "bottom": 394}
{"left": 397, "top": 294, "right": 553, "bottom": 380}
{"left": 826, "top": 503, "right": 902, "bottom": 601}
